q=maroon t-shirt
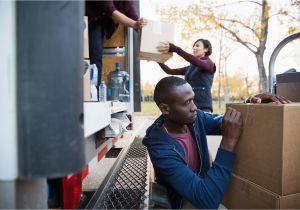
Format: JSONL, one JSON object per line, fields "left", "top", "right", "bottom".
{"left": 169, "top": 129, "right": 200, "bottom": 172}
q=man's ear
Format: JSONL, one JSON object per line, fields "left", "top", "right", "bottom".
{"left": 158, "top": 103, "right": 169, "bottom": 115}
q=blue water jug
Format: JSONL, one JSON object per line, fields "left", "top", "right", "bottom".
{"left": 107, "top": 62, "right": 130, "bottom": 102}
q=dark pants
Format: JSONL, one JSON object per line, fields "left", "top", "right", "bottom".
{"left": 88, "top": 20, "right": 103, "bottom": 86}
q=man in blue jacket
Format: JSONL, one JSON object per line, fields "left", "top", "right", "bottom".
{"left": 143, "top": 76, "right": 290, "bottom": 209}
{"left": 143, "top": 76, "right": 242, "bottom": 209}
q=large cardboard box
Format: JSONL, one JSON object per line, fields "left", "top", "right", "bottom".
{"left": 83, "top": 16, "right": 89, "bottom": 59}
{"left": 226, "top": 103, "right": 300, "bottom": 195}
{"left": 83, "top": 59, "right": 91, "bottom": 101}
{"left": 137, "top": 20, "right": 175, "bottom": 63}
{"left": 223, "top": 174, "right": 300, "bottom": 209}
{"left": 104, "top": 25, "right": 125, "bottom": 47}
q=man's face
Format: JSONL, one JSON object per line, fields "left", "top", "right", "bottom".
{"left": 165, "top": 83, "right": 197, "bottom": 124}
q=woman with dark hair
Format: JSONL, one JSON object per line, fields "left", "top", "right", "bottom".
{"left": 157, "top": 39, "right": 216, "bottom": 112}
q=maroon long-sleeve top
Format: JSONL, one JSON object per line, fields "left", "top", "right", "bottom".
{"left": 158, "top": 43, "right": 215, "bottom": 75}
{"left": 85, "top": 0, "right": 139, "bottom": 39}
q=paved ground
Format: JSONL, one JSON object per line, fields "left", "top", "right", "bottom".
{"left": 82, "top": 115, "right": 153, "bottom": 191}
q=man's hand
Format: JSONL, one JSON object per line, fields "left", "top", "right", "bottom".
{"left": 245, "top": 92, "right": 291, "bottom": 104}
{"left": 156, "top": 42, "right": 170, "bottom": 54}
{"left": 220, "top": 107, "right": 243, "bottom": 152}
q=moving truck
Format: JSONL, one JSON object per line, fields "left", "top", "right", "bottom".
{"left": 1, "top": 1, "right": 299, "bottom": 209}
{"left": 0, "top": 1, "right": 145, "bottom": 209}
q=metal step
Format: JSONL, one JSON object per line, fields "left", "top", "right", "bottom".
{"left": 85, "top": 137, "right": 150, "bottom": 209}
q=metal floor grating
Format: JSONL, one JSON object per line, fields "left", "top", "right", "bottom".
{"left": 86, "top": 137, "right": 150, "bottom": 209}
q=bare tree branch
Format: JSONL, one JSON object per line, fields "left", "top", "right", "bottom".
{"left": 221, "top": 28, "right": 259, "bottom": 49}
{"left": 219, "top": 23, "right": 257, "bottom": 54}
{"left": 212, "top": 0, "right": 262, "bottom": 8}
{"left": 286, "top": 14, "right": 300, "bottom": 22}
{"left": 269, "top": 12, "right": 300, "bottom": 22}
{"left": 269, "top": 12, "right": 281, "bottom": 19}
{"left": 218, "top": 18, "right": 260, "bottom": 38}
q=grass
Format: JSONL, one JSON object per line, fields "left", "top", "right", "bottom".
{"left": 134, "top": 100, "right": 226, "bottom": 117}
{"left": 212, "top": 100, "right": 226, "bottom": 114}
{"left": 134, "top": 102, "right": 161, "bottom": 117}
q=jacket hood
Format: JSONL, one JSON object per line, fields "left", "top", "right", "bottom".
{"left": 143, "top": 115, "right": 171, "bottom": 148}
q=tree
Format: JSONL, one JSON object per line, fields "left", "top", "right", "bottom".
{"left": 292, "top": 0, "right": 300, "bottom": 7}
{"left": 212, "top": 69, "right": 256, "bottom": 101}
{"left": 157, "top": 0, "right": 300, "bottom": 92}
{"left": 216, "top": 30, "right": 232, "bottom": 107}
{"left": 141, "top": 82, "right": 154, "bottom": 101}
{"left": 229, "top": 70, "right": 256, "bottom": 100}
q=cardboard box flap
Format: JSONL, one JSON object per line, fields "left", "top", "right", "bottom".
{"left": 223, "top": 174, "right": 300, "bottom": 209}
{"left": 280, "top": 192, "right": 300, "bottom": 208}
{"left": 223, "top": 174, "right": 279, "bottom": 209}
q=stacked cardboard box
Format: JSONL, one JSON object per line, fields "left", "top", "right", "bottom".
{"left": 83, "top": 60, "right": 91, "bottom": 101}
{"left": 83, "top": 16, "right": 91, "bottom": 101}
{"left": 104, "top": 25, "right": 125, "bottom": 47}
{"left": 224, "top": 174, "right": 300, "bottom": 209}
{"left": 223, "top": 103, "right": 300, "bottom": 209}
{"left": 83, "top": 16, "right": 89, "bottom": 59}
{"left": 137, "top": 20, "right": 175, "bottom": 63}
{"left": 102, "top": 24, "right": 125, "bottom": 87}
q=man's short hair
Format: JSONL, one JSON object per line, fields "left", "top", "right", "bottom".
{"left": 154, "top": 76, "right": 187, "bottom": 105}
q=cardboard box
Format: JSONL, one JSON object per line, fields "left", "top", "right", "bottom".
{"left": 137, "top": 20, "right": 175, "bottom": 63}
{"left": 223, "top": 174, "right": 300, "bottom": 209}
{"left": 104, "top": 25, "right": 125, "bottom": 47}
{"left": 226, "top": 103, "right": 300, "bottom": 195}
{"left": 277, "top": 83, "right": 300, "bottom": 102}
{"left": 276, "top": 72, "right": 300, "bottom": 102}
{"left": 83, "top": 16, "right": 89, "bottom": 59}
{"left": 83, "top": 59, "right": 91, "bottom": 101}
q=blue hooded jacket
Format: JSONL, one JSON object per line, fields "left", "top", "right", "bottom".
{"left": 143, "top": 110, "right": 236, "bottom": 209}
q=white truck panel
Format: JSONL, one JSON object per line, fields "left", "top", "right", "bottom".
{"left": 84, "top": 102, "right": 111, "bottom": 138}
{"left": 0, "top": 1, "right": 18, "bottom": 180}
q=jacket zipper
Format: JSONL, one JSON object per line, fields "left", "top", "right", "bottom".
{"left": 172, "top": 147, "right": 187, "bottom": 165}
{"left": 172, "top": 148, "right": 186, "bottom": 209}
{"left": 193, "top": 125, "right": 202, "bottom": 175}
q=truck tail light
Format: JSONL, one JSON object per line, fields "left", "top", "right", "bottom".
{"left": 62, "top": 173, "right": 82, "bottom": 209}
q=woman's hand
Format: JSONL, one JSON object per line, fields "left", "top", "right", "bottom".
{"left": 134, "top": 18, "right": 147, "bottom": 29}
{"left": 156, "top": 42, "right": 170, "bottom": 54}
{"left": 245, "top": 92, "right": 291, "bottom": 104}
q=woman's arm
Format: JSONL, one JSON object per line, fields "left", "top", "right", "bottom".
{"left": 111, "top": 10, "right": 139, "bottom": 28}
{"left": 169, "top": 43, "right": 215, "bottom": 73}
{"left": 158, "top": 63, "right": 187, "bottom": 75}
{"left": 104, "top": 0, "right": 145, "bottom": 29}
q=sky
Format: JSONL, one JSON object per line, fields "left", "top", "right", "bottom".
{"left": 139, "top": 0, "right": 300, "bottom": 86}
